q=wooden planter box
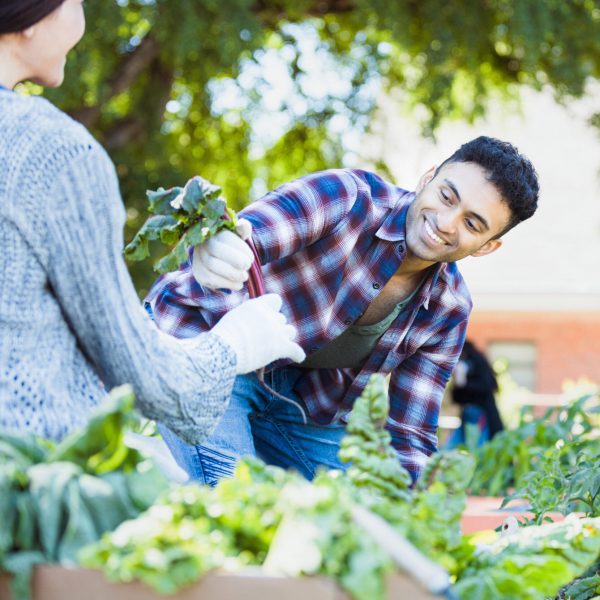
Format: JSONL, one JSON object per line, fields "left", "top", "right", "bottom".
{"left": 0, "top": 566, "right": 439, "bottom": 600}
{"left": 460, "top": 496, "right": 567, "bottom": 534}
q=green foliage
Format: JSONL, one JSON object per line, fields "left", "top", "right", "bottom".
{"left": 81, "top": 458, "right": 296, "bottom": 594}
{"left": 557, "top": 566, "right": 600, "bottom": 600}
{"left": 19, "top": 0, "right": 599, "bottom": 292}
{"left": 124, "top": 175, "right": 237, "bottom": 273}
{"left": 338, "top": 374, "right": 412, "bottom": 501}
{"left": 468, "top": 393, "right": 598, "bottom": 497}
{"left": 454, "top": 516, "right": 600, "bottom": 600}
{"left": 81, "top": 375, "right": 476, "bottom": 599}
{"left": 0, "top": 386, "right": 168, "bottom": 599}
{"left": 505, "top": 439, "right": 600, "bottom": 524}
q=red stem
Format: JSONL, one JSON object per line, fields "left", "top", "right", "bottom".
{"left": 245, "top": 236, "right": 266, "bottom": 298}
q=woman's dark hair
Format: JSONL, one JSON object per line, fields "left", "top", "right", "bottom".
{"left": 0, "top": 0, "right": 66, "bottom": 34}
{"left": 438, "top": 136, "right": 540, "bottom": 237}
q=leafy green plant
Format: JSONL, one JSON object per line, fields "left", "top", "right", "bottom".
{"left": 557, "top": 564, "right": 600, "bottom": 600}
{"left": 125, "top": 174, "right": 265, "bottom": 297}
{"left": 339, "top": 375, "right": 475, "bottom": 576}
{"left": 505, "top": 439, "right": 600, "bottom": 525}
{"left": 80, "top": 375, "right": 474, "bottom": 599}
{"left": 124, "top": 176, "right": 238, "bottom": 274}
{"left": 454, "top": 516, "right": 600, "bottom": 600}
{"left": 469, "top": 394, "right": 598, "bottom": 497}
{"left": 80, "top": 458, "right": 301, "bottom": 594}
{"left": 0, "top": 386, "right": 168, "bottom": 600}
{"left": 338, "top": 374, "right": 412, "bottom": 501}
{"left": 501, "top": 433, "right": 600, "bottom": 600}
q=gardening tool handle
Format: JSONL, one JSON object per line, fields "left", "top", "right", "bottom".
{"left": 351, "top": 505, "right": 452, "bottom": 597}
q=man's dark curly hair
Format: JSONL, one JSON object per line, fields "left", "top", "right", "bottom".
{"left": 438, "top": 136, "right": 539, "bottom": 238}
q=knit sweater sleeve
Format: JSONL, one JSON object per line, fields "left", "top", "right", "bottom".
{"left": 42, "top": 137, "right": 236, "bottom": 445}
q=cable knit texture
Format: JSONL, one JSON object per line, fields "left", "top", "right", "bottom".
{"left": 0, "top": 90, "right": 236, "bottom": 444}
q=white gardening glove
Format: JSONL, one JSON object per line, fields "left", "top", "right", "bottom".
{"left": 192, "top": 219, "right": 254, "bottom": 291}
{"left": 211, "top": 294, "right": 306, "bottom": 374}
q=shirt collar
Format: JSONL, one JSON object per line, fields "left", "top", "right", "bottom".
{"left": 375, "top": 190, "right": 414, "bottom": 242}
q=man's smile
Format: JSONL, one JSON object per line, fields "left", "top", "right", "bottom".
{"left": 424, "top": 218, "right": 446, "bottom": 245}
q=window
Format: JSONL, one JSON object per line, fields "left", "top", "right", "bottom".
{"left": 487, "top": 341, "right": 537, "bottom": 391}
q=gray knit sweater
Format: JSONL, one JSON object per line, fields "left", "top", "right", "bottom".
{"left": 0, "top": 89, "right": 236, "bottom": 444}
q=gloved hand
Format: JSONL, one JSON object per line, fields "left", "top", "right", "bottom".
{"left": 192, "top": 219, "right": 255, "bottom": 291}
{"left": 211, "top": 294, "right": 306, "bottom": 374}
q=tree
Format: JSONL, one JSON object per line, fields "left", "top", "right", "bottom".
{"left": 40, "top": 0, "right": 600, "bottom": 292}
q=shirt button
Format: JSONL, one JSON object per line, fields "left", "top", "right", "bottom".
{"left": 311, "top": 346, "right": 319, "bottom": 352}
{"left": 373, "top": 282, "right": 381, "bottom": 290}
{"left": 344, "top": 318, "right": 352, "bottom": 325}
{"left": 397, "top": 242, "right": 405, "bottom": 253}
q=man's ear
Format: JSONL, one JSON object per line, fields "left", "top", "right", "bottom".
{"left": 415, "top": 165, "right": 437, "bottom": 193}
{"left": 471, "top": 238, "right": 503, "bottom": 258}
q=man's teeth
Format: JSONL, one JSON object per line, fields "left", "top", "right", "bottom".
{"left": 425, "top": 220, "right": 443, "bottom": 244}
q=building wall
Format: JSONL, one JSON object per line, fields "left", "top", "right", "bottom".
{"left": 466, "top": 311, "right": 600, "bottom": 393}
{"left": 360, "top": 87, "right": 600, "bottom": 393}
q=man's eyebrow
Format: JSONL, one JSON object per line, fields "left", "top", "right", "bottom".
{"left": 443, "top": 178, "right": 490, "bottom": 231}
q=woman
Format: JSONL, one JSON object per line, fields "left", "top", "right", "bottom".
{"left": 0, "top": 0, "right": 304, "bottom": 444}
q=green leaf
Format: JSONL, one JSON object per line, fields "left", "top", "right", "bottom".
{"left": 0, "top": 432, "right": 51, "bottom": 466}
{"left": 126, "top": 174, "right": 239, "bottom": 275}
{"left": 2, "top": 550, "right": 46, "bottom": 600}
{"left": 154, "top": 236, "right": 190, "bottom": 274}
{"left": 124, "top": 215, "right": 181, "bottom": 262}
{"left": 123, "top": 233, "right": 150, "bottom": 262}
{"left": 180, "top": 176, "right": 222, "bottom": 214}
{"left": 147, "top": 187, "right": 182, "bottom": 215}
{"left": 27, "top": 462, "right": 82, "bottom": 558}
{"left": 154, "top": 250, "right": 183, "bottom": 274}
{"left": 185, "top": 221, "right": 211, "bottom": 247}
{"left": 58, "top": 478, "right": 102, "bottom": 563}
{"left": 49, "top": 385, "right": 140, "bottom": 473}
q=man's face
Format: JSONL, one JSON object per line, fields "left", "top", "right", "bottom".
{"left": 404, "top": 161, "right": 513, "bottom": 265}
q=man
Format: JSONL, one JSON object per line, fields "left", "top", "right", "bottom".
{"left": 146, "top": 136, "right": 539, "bottom": 484}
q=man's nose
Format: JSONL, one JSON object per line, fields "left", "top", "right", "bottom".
{"left": 437, "top": 209, "right": 459, "bottom": 234}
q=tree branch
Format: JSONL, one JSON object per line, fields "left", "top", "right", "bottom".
{"left": 70, "top": 35, "right": 161, "bottom": 129}
{"left": 103, "top": 56, "right": 174, "bottom": 152}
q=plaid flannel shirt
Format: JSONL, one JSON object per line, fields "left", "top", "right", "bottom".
{"left": 146, "top": 169, "right": 472, "bottom": 480}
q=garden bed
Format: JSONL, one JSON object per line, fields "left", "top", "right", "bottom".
{"left": 0, "top": 566, "right": 438, "bottom": 600}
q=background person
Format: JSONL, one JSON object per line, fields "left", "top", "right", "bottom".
{"left": 0, "top": 0, "right": 305, "bottom": 445}
{"left": 446, "top": 339, "right": 503, "bottom": 449}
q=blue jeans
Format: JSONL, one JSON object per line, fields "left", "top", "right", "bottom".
{"left": 444, "top": 404, "right": 490, "bottom": 450}
{"left": 159, "top": 367, "right": 348, "bottom": 485}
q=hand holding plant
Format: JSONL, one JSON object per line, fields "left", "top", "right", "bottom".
{"left": 124, "top": 175, "right": 264, "bottom": 297}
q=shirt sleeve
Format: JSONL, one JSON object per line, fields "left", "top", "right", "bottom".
{"left": 240, "top": 169, "right": 362, "bottom": 263}
{"left": 386, "top": 312, "right": 468, "bottom": 483}
{"left": 147, "top": 168, "right": 366, "bottom": 338}
{"left": 43, "top": 141, "right": 236, "bottom": 445}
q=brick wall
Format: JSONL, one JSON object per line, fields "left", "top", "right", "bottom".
{"left": 466, "top": 311, "right": 600, "bottom": 393}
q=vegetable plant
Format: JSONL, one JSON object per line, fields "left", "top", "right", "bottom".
{"left": 454, "top": 516, "right": 600, "bottom": 600}
{"left": 468, "top": 393, "right": 598, "bottom": 497}
{"left": 124, "top": 175, "right": 264, "bottom": 296}
{"left": 0, "top": 386, "right": 168, "bottom": 600}
{"left": 80, "top": 375, "right": 475, "bottom": 599}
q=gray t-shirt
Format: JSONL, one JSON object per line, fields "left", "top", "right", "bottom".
{"left": 301, "top": 283, "right": 421, "bottom": 369}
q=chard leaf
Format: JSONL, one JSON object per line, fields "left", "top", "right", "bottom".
{"left": 147, "top": 187, "right": 182, "bottom": 215}
{"left": 125, "top": 175, "right": 239, "bottom": 275}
